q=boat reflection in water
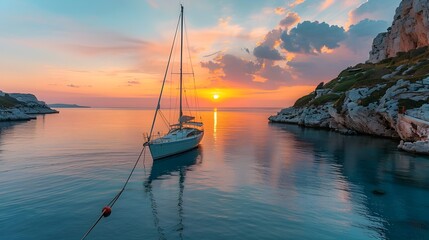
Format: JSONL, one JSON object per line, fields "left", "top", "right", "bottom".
{"left": 144, "top": 147, "right": 203, "bottom": 240}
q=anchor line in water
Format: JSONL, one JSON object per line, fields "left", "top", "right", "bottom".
{"left": 80, "top": 146, "right": 147, "bottom": 240}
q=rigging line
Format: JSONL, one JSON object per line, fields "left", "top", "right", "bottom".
{"left": 184, "top": 89, "right": 191, "bottom": 114}
{"left": 80, "top": 147, "right": 146, "bottom": 240}
{"left": 158, "top": 110, "right": 171, "bottom": 130}
{"left": 148, "top": 10, "right": 181, "bottom": 141}
{"left": 170, "top": 26, "right": 179, "bottom": 122}
{"left": 183, "top": 16, "right": 193, "bottom": 117}
{"left": 175, "top": 71, "right": 180, "bottom": 119}
{"left": 184, "top": 19, "right": 200, "bottom": 119}
{"left": 179, "top": 4, "right": 184, "bottom": 124}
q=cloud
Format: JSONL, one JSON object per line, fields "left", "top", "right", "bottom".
{"left": 347, "top": 0, "right": 401, "bottom": 26}
{"left": 253, "top": 45, "right": 284, "bottom": 60}
{"left": 201, "top": 3, "right": 392, "bottom": 90}
{"left": 279, "top": 12, "right": 301, "bottom": 29}
{"left": 127, "top": 80, "right": 140, "bottom": 85}
{"left": 287, "top": 45, "right": 361, "bottom": 84}
{"left": 59, "top": 30, "right": 152, "bottom": 57}
{"left": 345, "top": 19, "right": 389, "bottom": 52}
{"left": 252, "top": 28, "right": 284, "bottom": 61}
{"left": 259, "top": 61, "right": 291, "bottom": 83}
{"left": 320, "top": 0, "right": 335, "bottom": 11}
{"left": 67, "top": 84, "right": 80, "bottom": 88}
{"left": 274, "top": 7, "right": 286, "bottom": 15}
{"left": 220, "top": 54, "right": 261, "bottom": 83}
{"left": 280, "top": 21, "right": 346, "bottom": 54}
{"left": 201, "top": 60, "right": 222, "bottom": 73}
{"left": 289, "top": 0, "right": 305, "bottom": 8}
{"left": 200, "top": 54, "right": 292, "bottom": 89}
{"left": 64, "top": 44, "right": 147, "bottom": 56}
{"left": 259, "top": 29, "right": 282, "bottom": 48}
{"left": 348, "top": 19, "right": 388, "bottom": 38}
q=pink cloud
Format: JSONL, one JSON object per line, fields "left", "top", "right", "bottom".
{"left": 279, "top": 12, "right": 301, "bottom": 29}
{"left": 289, "top": 0, "right": 305, "bottom": 8}
{"left": 320, "top": 0, "right": 335, "bottom": 11}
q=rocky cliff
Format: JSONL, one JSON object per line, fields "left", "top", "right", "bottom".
{"left": 0, "top": 91, "right": 58, "bottom": 121}
{"left": 369, "top": 0, "right": 429, "bottom": 63}
{"left": 269, "top": 46, "right": 429, "bottom": 155}
{"left": 271, "top": 0, "right": 429, "bottom": 155}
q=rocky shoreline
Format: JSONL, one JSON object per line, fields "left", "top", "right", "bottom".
{"left": 270, "top": 0, "right": 429, "bottom": 155}
{"left": 270, "top": 60, "right": 429, "bottom": 155}
{"left": 269, "top": 73, "right": 429, "bottom": 154}
{"left": 270, "top": 75, "right": 429, "bottom": 155}
{"left": 0, "top": 91, "right": 58, "bottom": 122}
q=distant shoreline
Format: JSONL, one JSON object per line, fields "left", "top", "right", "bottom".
{"left": 48, "top": 104, "right": 90, "bottom": 108}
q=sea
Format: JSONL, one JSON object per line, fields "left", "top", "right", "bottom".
{"left": 1, "top": 108, "right": 429, "bottom": 240}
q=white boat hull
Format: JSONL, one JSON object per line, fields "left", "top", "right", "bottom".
{"left": 148, "top": 132, "right": 204, "bottom": 160}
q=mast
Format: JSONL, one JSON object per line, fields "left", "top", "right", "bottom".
{"left": 146, "top": 7, "right": 181, "bottom": 142}
{"left": 179, "top": 4, "right": 184, "bottom": 128}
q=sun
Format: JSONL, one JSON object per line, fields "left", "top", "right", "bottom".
{"left": 212, "top": 94, "right": 220, "bottom": 100}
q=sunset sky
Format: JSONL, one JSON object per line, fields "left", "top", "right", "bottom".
{"left": 0, "top": 0, "right": 401, "bottom": 108}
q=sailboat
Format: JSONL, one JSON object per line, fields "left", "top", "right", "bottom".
{"left": 145, "top": 5, "right": 204, "bottom": 160}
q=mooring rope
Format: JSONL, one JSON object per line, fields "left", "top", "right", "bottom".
{"left": 80, "top": 146, "right": 147, "bottom": 240}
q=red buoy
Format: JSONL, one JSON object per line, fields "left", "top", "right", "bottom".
{"left": 102, "top": 206, "right": 112, "bottom": 217}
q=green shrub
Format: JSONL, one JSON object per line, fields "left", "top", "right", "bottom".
{"left": 332, "top": 78, "right": 359, "bottom": 92}
{"left": 294, "top": 93, "right": 315, "bottom": 108}
{"left": 0, "top": 94, "right": 21, "bottom": 108}
{"left": 323, "top": 77, "right": 341, "bottom": 89}
{"left": 410, "top": 46, "right": 428, "bottom": 59}
{"left": 379, "top": 57, "right": 394, "bottom": 65}
{"left": 412, "top": 63, "right": 429, "bottom": 76}
{"left": 353, "top": 77, "right": 390, "bottom": 88}
{"left": 303, "top": 46, "right": 429, "bottom": 108}
{"left": 310, "top": 94, "right": 340, "bottom": 106}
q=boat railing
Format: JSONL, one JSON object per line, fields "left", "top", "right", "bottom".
{"left": 170, "top": 122, "right": 204, "bottom": 131}
{"left": 144, "top": 131, "right": 167, "bottom": 142}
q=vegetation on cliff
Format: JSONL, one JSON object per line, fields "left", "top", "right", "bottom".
{"left": 293, "top": 46, "right": 429, "bottom": 110}
{"left": 0, "top": 94, "right": 22, "bottom": 108}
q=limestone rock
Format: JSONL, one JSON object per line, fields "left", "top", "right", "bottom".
{"left": 396, "top": 112, "right": 429, "bottom": 141}
{"left": 9, "top": 93, "right": 58, "bottom": 114}
{"left": 0, "top": 108, "right": 35, "bottom": 121}
{"left": 368, "top": 0, "right": 429, "bottom": 63}
{"left": 398, "top": 140, "right": 429, "bottom": 154}
{"left": 269, "top": 78, "right": 429, "bottom": 154}
{"left": 369, "top": 33, "right": 388, "bottom": 63}
{"left": 0, "top": 91, "right": 58, "bottom": 121}
{"left": 270, "top": 0, "right": 429, "bottom": 155}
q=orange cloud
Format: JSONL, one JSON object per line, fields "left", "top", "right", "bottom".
{"left": 274, "top": 7, "right": 286, "bottom": 15}
{"left": 320, "top": 0, "right": 335, "bottom": 11}
{"left": 289, "top": 0, "right": 305, "bottom": 8}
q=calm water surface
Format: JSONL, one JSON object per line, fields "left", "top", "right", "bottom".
{"left": 1, "top": 108, "right": 429, "bottom": 240}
